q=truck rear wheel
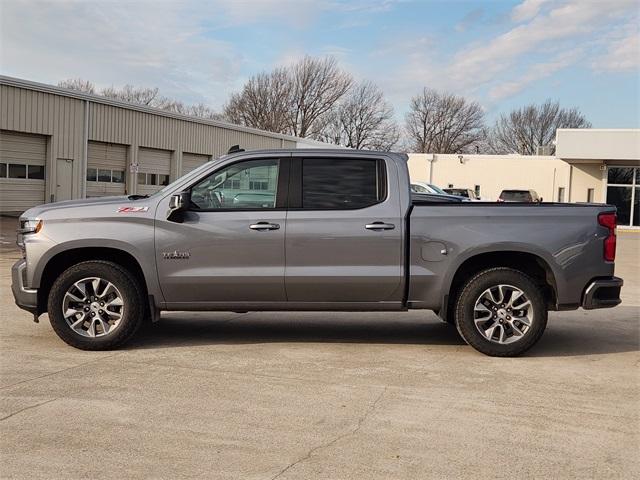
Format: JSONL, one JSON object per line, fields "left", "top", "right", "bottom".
{"left": 454, "top": 267, "right": 547, "bottom": 357}
{"left": 47, "top": 261, "right": 145, "bottom": 350}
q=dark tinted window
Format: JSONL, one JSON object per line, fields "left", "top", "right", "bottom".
{"left": 302, "top": 158, "right": 383, "bottom": 209}
{"left": 112, "top": 170, "right": 125, "bottom": 183}
{"left": 500, "top": 190, "right": 533, "bottom": 202}
{"left": 444, "top": 188, "right": 470, "bottom": 198}
{"left": 98, "top": 169, "right": 112, "bottom": 182}
{"left": 0, "top": 163, "right": 6, "bottom": 177}
{"left": 27, "top": 165, "right": 45, "bottom": 180}
{"left": 607, "top": 167, "right": 634, "bottom": 185}
{"left": 87, "top": 168, "right": 97, "bottom": 181}
{"left": 8, "top": 164, "right": 26, "bottom": 179}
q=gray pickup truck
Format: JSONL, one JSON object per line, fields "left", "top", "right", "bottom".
{"left": 12, "top": 149, "right": 623, "bottom": 356}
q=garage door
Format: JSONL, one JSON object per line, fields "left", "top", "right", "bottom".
{"left": 0, "top": 130, "right": 47, "bottom": 214}
{"left": 182, "top": 152, "right": 210, "bottom": 175}
{"left": 87, "top": 141, "right": 128, "bottom": 197}
{"left": 138, "top": 147, "right": 172, "bottom": 196}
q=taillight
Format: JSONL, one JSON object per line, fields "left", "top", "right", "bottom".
{"left": 598, "top": 212, "right": 617, "bottom": 262}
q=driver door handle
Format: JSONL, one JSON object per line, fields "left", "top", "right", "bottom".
{"left": 365, "top": 222, "right": 395, "bottom": 231}
{"left": 249, "top": 222, "right": 280, "bottom": 231}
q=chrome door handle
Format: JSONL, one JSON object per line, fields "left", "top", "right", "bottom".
{"left": 249, "top": 222, "right": 280, "bottom": 231}
{"left": 365, "top": 222, "right": 395, "bottom": 231}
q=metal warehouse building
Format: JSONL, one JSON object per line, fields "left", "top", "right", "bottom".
{"left": 0, "top": 76, "right": 306, "bottom": 215}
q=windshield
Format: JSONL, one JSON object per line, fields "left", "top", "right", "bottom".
{"left": 427, "top": 184, "right": 447, "bottom": 195}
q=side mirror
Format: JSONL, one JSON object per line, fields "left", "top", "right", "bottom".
{"left": 167, "top": 191, "right": 190, "bottom": 222}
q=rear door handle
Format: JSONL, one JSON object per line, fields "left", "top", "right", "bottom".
{"left": 365, "top": 222, "right": 395, "bottom": 231}
{"left": 249, "top": 222, "right": 280, "bottom": 231}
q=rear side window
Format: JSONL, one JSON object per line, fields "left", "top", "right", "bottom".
{"left": 301, "top": 158, "right": 385, "bottom": 209}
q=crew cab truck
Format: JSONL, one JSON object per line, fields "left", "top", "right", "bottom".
{"left": 12, "top": 149, "right": 623, "bottom": 356}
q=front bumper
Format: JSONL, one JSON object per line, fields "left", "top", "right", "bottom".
{"left": 11, "top": 259, "right": 38, "bottom": 315}
{"left": 582, "top": 276, "right": 623, "bottom": 310}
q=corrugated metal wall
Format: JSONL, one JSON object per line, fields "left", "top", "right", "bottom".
{"left": 0, "top": 79, "right": 298, "bottom": 212}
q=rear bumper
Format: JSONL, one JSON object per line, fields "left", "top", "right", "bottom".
{"left": 582, "top": 276, "right": 623, "bottom": 310}
{"left": 11, "top": 259, "right": 38, "bottom": 315}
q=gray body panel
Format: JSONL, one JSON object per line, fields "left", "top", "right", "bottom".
{"left": 13, "top": 148, "right": 618, "bottom": 317}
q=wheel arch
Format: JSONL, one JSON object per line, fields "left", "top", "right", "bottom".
{"left": 36, "top": 246, "right": 151, "bottom": 316}
{"left": 441, "top": 250, "right": 558, "bottom": 323}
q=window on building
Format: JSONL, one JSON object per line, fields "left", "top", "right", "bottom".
{"left": 249, "top": 180, "right": 269, "bottom": 191}
{"left": 557, "top": 187, "right": 565, "bottom": 202}
{"left": 148, "top": 174, "right": 157, "bottom": 186}
{"left": 87, "top": 168, "right": 97, "bottom": 181}
{"left": 223, "top": 179, "right": 241, "bottom": 189}
{"left": 137, "top": 173, "right": 147, "bottom": 185}
{"left": 302, "top": 158, "right": 384, "bottom": 210}
{"left": 607, "top": 167, "right": 634, "bottom": 185}
{"left": 112, "top": 170, "right": 125, "bottom": 183}
{"left": 8, "top": 164, "right": 27, "bottom": 179}
{"left": 27, "top": 165, "right": 45, "bottom": 180}
{"left": 474, "top": 185, "right": 481, "bottom": 198}
{"left": 98, "top": 169, "right": 112, "bottom": 182}
{"left": 0, "top": 163, "right": 5, "bottom": 178}
{"left": 159, "top": 174, "right": 170, "bottom": 186}
{"left": 587, "top": 188, "right": 595, "bottom": 203}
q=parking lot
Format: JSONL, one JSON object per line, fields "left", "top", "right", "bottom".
{"left": 0, "top": 216, "right": 638, "bottom": 479}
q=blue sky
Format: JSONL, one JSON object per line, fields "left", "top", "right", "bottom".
{"left": 1, "top": 0, "right": 639, "bottom": 127}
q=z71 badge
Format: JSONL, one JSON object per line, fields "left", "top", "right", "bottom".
{"left": 118, "top": 206, "right": 149, "bottom": 213}
{"left": 162, "top": 250, "right": 191, "bottom": 260}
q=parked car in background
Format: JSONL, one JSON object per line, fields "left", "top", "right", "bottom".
{"left": 443, "top": 188, "right": 480, "bottom": 201}
{"left": 410, "top": 181, "right": 448, "bottom": 195}
{"left": 498, "top": 189, "right": 541, "bottom": 203}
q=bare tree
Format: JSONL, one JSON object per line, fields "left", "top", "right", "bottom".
{"left": 321, "top": 81, "right": 399, "bottom": 151}
{"left": 223, "top": 68, "right": 292, "bottom": 133}
{"left": 223, "top": 56, "right": 352, "bottom": 139}
{"left": 488, "top": 100, "right": 591, "bottom": 155}
{"left": 101, "top": 84, "right": 160, "bottom": 106}
{"left": 58, "top": 78, "right": 221, "bottom": 120}
{"left": 57, "top": 78, "right": 96, "bottom": 94}
{"left": 405, "top": 88, "right": 485, "bottom": 153}
{"left": 289, "top": 56, "right": 353, "bottom": 138}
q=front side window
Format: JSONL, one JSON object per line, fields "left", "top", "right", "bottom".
{"left": 190, "top": 159, "right": 280, "bottom": 210}
{"left": 302, "top": 158, "right": 384, "bottom": 209}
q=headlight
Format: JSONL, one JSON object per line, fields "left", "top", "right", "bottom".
{"left": 18, "top": 218, "right": 43, "bottom": 234}
{"left": 17, "top": 218, "right": 42, "bottom": 258}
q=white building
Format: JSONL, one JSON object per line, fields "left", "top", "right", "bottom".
{"left": 408, "top": 129, "right": 640, "bottom": 229}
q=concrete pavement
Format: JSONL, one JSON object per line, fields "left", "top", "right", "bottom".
{"left": 0, "top": 219, "right": 638, "bottom": 479}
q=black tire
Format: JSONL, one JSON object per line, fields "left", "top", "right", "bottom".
{"left": 454, "top": 267, "right": 547, "bottom": 357}
{"left": 47, "top": 260, "right": 145, "bottom": 350}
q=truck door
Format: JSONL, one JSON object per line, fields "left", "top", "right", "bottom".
{"left": 284, "top": 156, "right": 403, "bottom": 304}
{"left": 155, "top": 157, "right": 289, "bottom": 305}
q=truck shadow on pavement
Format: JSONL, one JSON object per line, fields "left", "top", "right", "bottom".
{"left": 126, "top": 310, "right": 639, "bottom": 358}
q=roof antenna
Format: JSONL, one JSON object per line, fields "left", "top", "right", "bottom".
{"left": 227, "top": 145, "right": 245, "bottom": 154}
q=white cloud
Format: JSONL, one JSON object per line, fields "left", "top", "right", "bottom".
{"left": 593, "top": 25, "right": 640, "bottom": 72}
{"left": 0, "top": 0, "right": 242, "bottom": 107}
{"left": 511, "top": 0, "right": 551, "bottom": 23}
{"left": 447, "top": 0, "right": 637, "bottom": 90}
{"left": 488, "top": 48, "right": 584, "bottom": 101}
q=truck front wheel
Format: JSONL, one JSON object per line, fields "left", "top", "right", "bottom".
{"left": 454, "top": 267, "right": 547, "bottom": 357}
{"left": 47, "top": 261, "right": 145, "bottom": 350}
